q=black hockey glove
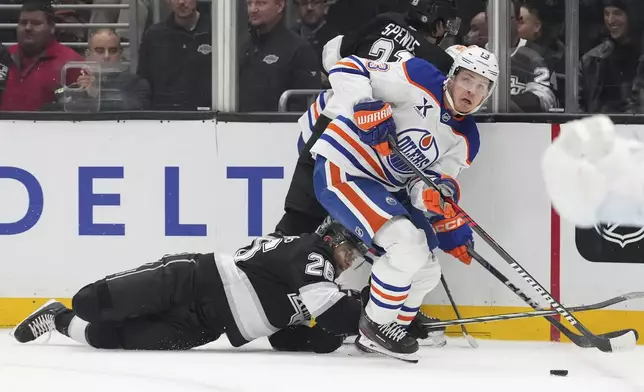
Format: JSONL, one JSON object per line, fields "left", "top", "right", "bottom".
{"left": 406, "top": 317, "right": 429, "bottom": 340}
{"left": 269, "top": 325, "right": 344, "bottom": 354}
{"left": 340, "top": 286, "right": 369, "bottom": 309}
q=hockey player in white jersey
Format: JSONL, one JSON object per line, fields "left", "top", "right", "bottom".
{"left": 542, "top": 115, "right": 644, "bottom": 226}
{"left": 310, "top": 46, "right": 499, "bottom": 360}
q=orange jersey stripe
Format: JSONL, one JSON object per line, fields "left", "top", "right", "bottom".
{"left": 336, "top": 61, "right": 360, "bottom": 70}
{"left": 329, "top": 163, "right": 389, "bottom": 233}
{"left": 313, "top": 100, "right": 320, "bottom": 120}
{"left": 370, "top": 283, "right": 409, "bottom": 302}
{"left": 327, "top": 123, "right": 388, "bottom": 180}
{"left": 397, "top": 314, "right": 415, "bottom": 322}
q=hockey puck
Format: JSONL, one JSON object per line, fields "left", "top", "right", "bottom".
{"left": 550, "top": 370, "right": 568, "bottom": 377}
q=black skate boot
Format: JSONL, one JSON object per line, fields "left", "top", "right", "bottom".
{"left": 355, "top": 311, "right": 419, "bottom": 363}
{"left": 411, "top": 310, "right": 447, "bottom": 347}
{"left": 12, "top": 300, "right": 67, "bottom": 343}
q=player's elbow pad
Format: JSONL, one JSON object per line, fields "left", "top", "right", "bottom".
{"left": 314, "top": 296, "right": 362, "bottom": 336}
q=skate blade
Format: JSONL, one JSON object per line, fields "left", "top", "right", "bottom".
{"left": 355, "top": 335, "right": 419, "bottom": 364}
{"left": 10, "top": 299, "right": 58, "bottom": 341}
{"left": 418, "top": 335, "right": 447, "bottom": 347}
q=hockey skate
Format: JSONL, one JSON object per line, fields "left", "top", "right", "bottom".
{"left": 12, "top": 299, "right": 66, "bottom": 343}
{"left": 412, "top": 311, "right": 447, "bottom": 347}
{"left": 355, "top": 311, "right": 419, "bottom": 363}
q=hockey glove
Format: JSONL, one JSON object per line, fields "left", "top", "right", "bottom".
{"left": 340, "top": 286, "right": 370, "bottom": 309}
{"left": 422, "top": 175, "right": 460, "bottom": 219}
{"left": 432, "top": 214, "right": 473, "bottom": 265}
{"left": 268, "top": 325, "right": 344, "bottom": 354}
{"left": 353, "top": 100, "right": 396, "bottom": 156}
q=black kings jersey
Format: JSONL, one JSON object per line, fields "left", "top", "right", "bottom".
{"left": 215, "top": 233, "right": 361, "bottom": 346}
{"left": 509, "top": 39, "right": 557, "bottom": 112}
{"left": 339, "top": 12, "right": 453, "bottom": 75}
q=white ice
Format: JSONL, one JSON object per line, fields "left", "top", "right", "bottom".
{"left": 1, "top": 331, "right": 643, "bottom": 392}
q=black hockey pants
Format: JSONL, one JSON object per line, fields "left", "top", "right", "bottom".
{"left": 72, "top": 253, "right": 225, "bottom": 350}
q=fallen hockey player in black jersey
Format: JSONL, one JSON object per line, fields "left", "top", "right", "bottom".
{"left": 12, "top": 220, "right": 370, "bottom": 353}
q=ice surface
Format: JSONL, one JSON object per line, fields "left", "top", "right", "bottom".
{"left": 1, "top": 331, "right": 643, "bottom": 392}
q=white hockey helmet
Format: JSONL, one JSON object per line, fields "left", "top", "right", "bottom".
{"left": 445, "top": 44, "right": 467, "bottom": 59}
{"left": 444, "top": 45, "right": 499, "bottom": 115}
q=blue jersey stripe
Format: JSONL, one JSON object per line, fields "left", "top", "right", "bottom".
{"left": 370, "top": 294, "right": 405, "bottom": 310}
{"left": 348, "top": 55, "right": 369, "bottom": 76}
{"left": 328, "top": 68, "right": 369, "bottom": 77}
{"left": 372, "top": 273, "right": 412, "bottom": 292}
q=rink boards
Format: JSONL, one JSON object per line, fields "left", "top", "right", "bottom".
{"left": 0, "top": 119, "right": 643, "bottom": 343}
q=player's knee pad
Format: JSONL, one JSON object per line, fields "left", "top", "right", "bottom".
{"left": 411, "top": 254, "right": 442, "bottom": 292}
{"left": 373, "top": 217, "right": 431, "bottom": 273}
{"left": 72, "top": 280, "right": 112, "bottom": 323}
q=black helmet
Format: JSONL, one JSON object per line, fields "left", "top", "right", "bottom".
{"left": 315, "top": 216, "right": 370, "bottom": 256}
{"left": 407, "top": 0, "right": 460, "bottom": 42}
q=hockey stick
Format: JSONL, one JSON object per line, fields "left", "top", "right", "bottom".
{"left": 440, "top": 274, "right": 478, "bottom": 348}
{"left": 421, "top": 290, "right": 644, "bottom": 329}
{"left": 467, "top": 247, "right": 639, "bottom": 347}
{"left": 387, "top": 134, "right": 639, "bottom": 352}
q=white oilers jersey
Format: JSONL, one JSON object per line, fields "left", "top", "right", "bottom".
{"left": 310, "top": 55, "right": 480, "bottom": 202}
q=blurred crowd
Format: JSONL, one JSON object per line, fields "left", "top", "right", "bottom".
{"left": 0, "top": 0, "right": 644, "bottom": 113}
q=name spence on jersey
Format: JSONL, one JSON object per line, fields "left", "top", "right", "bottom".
{"left": 382, "top": 23, "right": 420, "bottom": 53}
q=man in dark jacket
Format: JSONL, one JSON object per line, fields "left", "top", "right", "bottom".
{"left": 239, "top": 0, "right": 321, "bottom": 112}
{"left": 54, "top": 29, "right": 150, "bottom": 111}
{"left": 0, "top": 43, "right": 11, "bottom": 106}
{"left": 292, "top": 0, "right": 338, "bottom": 71}
{"left": 579, "top": 0, "right": 641, "bottom": 113}
{"left": 137, "top": 0, "right": 212, "bottom": 111}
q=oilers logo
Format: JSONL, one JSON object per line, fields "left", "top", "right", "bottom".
{"left": 387, "top": 129, "right": 439, "bottom": 175}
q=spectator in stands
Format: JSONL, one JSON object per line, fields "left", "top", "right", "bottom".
{"left": 0, "top": 1, "right": 83, "bottom": 112}
{"left": 484, "top": 0, "right": 557, "bottom": 112}
{"left": 52, "top": 29, "right": 150, "bottom": 111}
{"left": 0, "top": 43, "right": 11, "bottom": 106}
{"left": 579, "top": 0, "right": 641, "bottom": 113}
{"left": 464, "top": 11, "right": 487, "bottom": 47}
{"left": 292, "top": 0, "right": 338, "bottom": 69}
{"left": 90, "top": 0, "right": 153, "bottom": 61}
{"left": 53, "top": 0, "right": 92, "bottom": 52}
{"left": 137, "top": 0, "right": 212, "bottom": 111}
{"left": 518, "top": 0, "right": 565, "bottom": 105}
{"left": 239, "top": 0, "right": 321, "bottom": 112}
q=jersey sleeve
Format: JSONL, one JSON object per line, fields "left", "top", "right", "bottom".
{"left": 513, "top": 47, "right": 557, "bottom": 112}
{"left": 289, "top": 235, "right": 361, "bottom": 335}
{"left": 323, "top": 55, "right": 417, "bottom": 118}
